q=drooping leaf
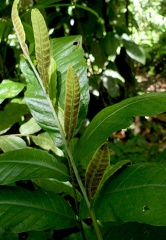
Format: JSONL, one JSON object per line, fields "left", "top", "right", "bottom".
{"left": 20, "top": 57, "right": 63, "bottom": 148}
{"left": 0, "top": 148, "right": 69, "bottom": 184}
{"left": 64, "top": 64, "right": 80, "bottom": 141}
{"left": 0, "top": 102, "right": 28, "bottom": 132}
{"left": 50, "top": 36, "right": 89, "bottom": 133}
{"left": 11, "top": 0, "right": 29, "bottom": 57}
{"left": 31, "top": 8, "right": 50, "bottom": 91}
{"left": 95, "top": 163, "right": 166, "bottom": 226}
{"left": 74, "top": 92, "right": 166, "bottom": 168}
{"left": 0, "top": 136, "right": 27, "bottom": 152}
{"left": 122, "top": 34, "right": 146, "bottom": 65}
{"left": 0, "top": 80, "right": 25, "bottom": 104}
{"left": 85, "top": 143, "right": 110, "bottom": 199}
{"left": 31, "top": 132, "right": 63, "bottom": 156}
{"left": 0, "top": 186, "right": 76, "bottom": 232}
{"left": 19, "top": 117, "right": 41, "bottom": 135}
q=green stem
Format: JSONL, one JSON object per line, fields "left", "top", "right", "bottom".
{"left": 90, "top": 208, "right": 103, "bottom": 240}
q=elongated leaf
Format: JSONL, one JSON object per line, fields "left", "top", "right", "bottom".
{"left": 64, "top": 64, "right": 80, "bottom": 141}
{"left": 95, "top": 163, "right": 166, "bottom": 226}
{"left": 31, "top": 8, "right": 50, "bottom": 91}
{"left": 20, "top": 57, "right": 63, "bottom": 148}
{"left": 0, "top": 148, "right": 69, "bottom": 184}
{"left": 11, "top": 0, "right": 29, "bottom": 57}
{"left": 0, "top": 136, "right": 27, "bottom": 152}
{"left": 0, "top": 80, "right": 25, "bottom": 104}
{"left": 50, "top": 36, "right": 89, "bottom": 132}
{"left": 85, "top": 143, "right": 110, "bottom": 199}
{"left": 0, "top": 186, "right": 76, "bottom": 232}
{"left": 74, "top": 92, "right": 166, "bottom": 168}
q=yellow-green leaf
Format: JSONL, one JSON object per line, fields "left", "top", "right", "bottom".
{"left": 31, "top": 8, "right": 50, "bottom": 91}
{"left": 85, "top": 142, "right": 110, "bottom": 199}
{"left": 11, "top": 0, "right": 29, "bottom": 57}
{"left": 48, "top": 57, "right": 57, "bottom": 105}
{"left": 64, "top": 64, "right": 80, "bottom": 141}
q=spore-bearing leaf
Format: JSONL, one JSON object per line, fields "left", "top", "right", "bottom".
{"left": 85, "top": 142, "right": 110, "bottom": 199}
{"left": 31, "top": 8, "right": 50, "bottom": 91}
{"left": 64, "top": 64, "right": 80, "bottom": 141}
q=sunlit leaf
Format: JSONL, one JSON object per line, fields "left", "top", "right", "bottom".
{"left": 64, "top": 64, "right": 80, "bottom": 141}
{"left": 19, "top": 117, "right": 41, "bottom": 135}
{"left": 0, "top": 80, "right": 25, "bottom": 104}
{"left": 0, "top": 136, "right": 27, "bottom": 152}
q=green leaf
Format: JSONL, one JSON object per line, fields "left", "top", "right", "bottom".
{"left": 50, "top": 35, "right": 89, "bottom": 132}
{"left": 74, "top": 92, "right": 166, "bottom": 168}
{"left": 102, "top": 222, "right": 166, "bottom": 240}
{"left": 0, "top": 80, "right": 25, "bottom": 104}
{"left": 20, "top": 57, "right": 63, "bottom": 148}
{"left": 0, "top": 186, "right": 76, "bottom": 232}
{"left": 0, "top": 148, "right": 69, "bottom": 184}
{"left": 11, "top": 0, "right": 29, "bottom": 57}
{"left": 31, "top": 132, "right": 63, "bottom": 157}
{"left": 48, "top": 57, "right": 57, "bottom": 105}
{"left": 0, "top": 102, "right": 28, "bottom": 132}
{"left": 64, "top": 64, "right": 80, "bottom": 141}
{"left": 31, "top": 8, "right": 50, "bottom": 91}
{"left": 85, "top": 143, "right": 110, "bottom": 199}
{"left": 95, "top": 163, "right": 166, "bottom": 226}
{"left": 33, "top": 178, "right": 82, "bottom": 201}
{"left": 122, "top": 34, "right": 146, "bottom": 65}
{"left": 19, "top": 117, "right": 41, "bottom": 135}
{"left": 0, "top": 136, "right": 27, "bottom": 152}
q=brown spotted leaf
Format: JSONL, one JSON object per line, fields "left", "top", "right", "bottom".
{"left": 85, "top": 142, "right": 110, "bottom": 199}
{"left": 11, "top": 0, "right": 29, "bottom": 57}
{"left": 64, "top": 64, "right": 80, "bottom": 142}
{"left": 31, "top": 8, "right": 50, "bottom": 91}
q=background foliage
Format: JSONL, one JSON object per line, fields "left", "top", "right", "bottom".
{"left": 0, "top": 0, "right": 166, "bottom": 239}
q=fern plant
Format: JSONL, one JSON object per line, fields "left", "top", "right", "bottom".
{"left": 0, "top": 0, "right": 166, "bottom": 239}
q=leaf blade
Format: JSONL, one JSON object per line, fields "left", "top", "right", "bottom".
{"left": 85, "top": 143, "right": 110, "bottom": 199}
{"left": 64, "top": 64, "right": 80, "bottom": 141}
{"left": 74, "top": 92, "right": 166, "bottom": 168}
{"left": 0, "top": 148, "right": 69, "bottom": 184}
{"left": 31, "top": 8, "right": 50, "bottom": 91}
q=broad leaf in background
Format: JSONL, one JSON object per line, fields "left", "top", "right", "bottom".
{"left": 95, "top": 163, "right": 166, "bottom": 226}
{"left": 0, "top": 148, "right": 69, "bottom": 185}
{"left": 122, "top": 34, "right": 146, "bottom": 65}
{"left": 0, "top": 101, "right": 28, "bottom": 133}
{"left": 0, "top": 80, "right": 25, "bottom": 104}
{"left": 19, "top": 117, "right": 41, "bottom": 135}
{"left": 64, "top": 64, "right": 80, "bottom": 141}
{"left": 0, "top": 186, "right": 76, "bottom": 232}
{"left": 20, "top": 57, "right": 63, "bottom": 148}
{"left": 50, "top": 36, "right": 89, "bottom": 132}
{"left": 0, "top": 136, "right": 27, "bottom": 152}
{"left": 31, "top": 132, "right": 63, "bottom": 156}
{"left": 74, "top": 92, "right": 166, "bottom": 168}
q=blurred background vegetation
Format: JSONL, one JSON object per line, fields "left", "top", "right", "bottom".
{"left": 0, "top": 0, "right": 166, "bottom": 238}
